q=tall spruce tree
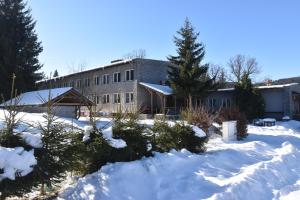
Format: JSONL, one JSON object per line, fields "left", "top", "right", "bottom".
{"left": 167, "top": 18, "right": 215, "bottom": 109}
{"left": 0, "top": 0, "right": 43, "bottom": 100}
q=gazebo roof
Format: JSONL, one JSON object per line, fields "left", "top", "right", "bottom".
{"left": 0, "top": 87, "right": 93, "bottom": 107}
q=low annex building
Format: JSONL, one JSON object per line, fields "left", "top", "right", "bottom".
{"left": 206, "top": 83, "right": 300, "bottom": 120}
{"left": 0, "top": 87, "right": 93, "bottom": 118}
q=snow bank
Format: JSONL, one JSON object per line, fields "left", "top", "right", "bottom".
{"left": 0, "top": 147, "right": 36, "bottom": 181}
{"left": 59, "top": 120, "right": 300, "bottom": 200}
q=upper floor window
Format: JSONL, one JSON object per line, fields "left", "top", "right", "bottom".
{"left": 125, "top": 92, "right": 134, "bottom": 103}
{"left": 113, "top": 93, "right": 121, "bottom": 104}
{"left": 103, "top": 94, "right": 110, "bottom": 104}
{"left": 94, "top": 76, "right": 100, "bottom": 86}
{"left": 113, "top": 72, "right": 121, "bottom": 83}
{"left": 125, "top": 69, "right": 134, "bottom": 81}
{"left": 84, "top": 78, "right": 90, "bottom": 87}
{"left": 69, "top": 81, "right": 74, "bottom": 88}
{"left": 102, "top": 74, "right": 109, "bottom": 84}
{"left": 76, "top": 79, "right": 82, "bottom": 88}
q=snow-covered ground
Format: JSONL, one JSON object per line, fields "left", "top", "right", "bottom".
{"left": 1, "top": 109, "right": 300, "bottom": 200}
{"left": 58, "top": 120, "right": 300, "bottom": 200}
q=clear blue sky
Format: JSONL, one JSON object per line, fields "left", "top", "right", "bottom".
{"left": 27, "top": 0, "right": 300, "bottom": 81}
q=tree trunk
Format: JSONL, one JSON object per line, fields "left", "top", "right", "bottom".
{"left": 40, "top": 181, "right": 45, "bottom": 195}
{"left": 188, "top": 94, "right": 193, "bottom": 110}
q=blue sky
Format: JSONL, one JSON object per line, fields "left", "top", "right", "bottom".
{"left": 28, "top": 0, "right": 300, "bottom": 81}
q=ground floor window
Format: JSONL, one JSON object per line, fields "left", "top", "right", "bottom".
{"left": 113, "top": 93, "right": 121, "bottom": 104}
{"left": 125, "top": 92, "right": 134, "bottom": 103}
{"left": 103, "top": 94, "right": 110, "bottom": 104}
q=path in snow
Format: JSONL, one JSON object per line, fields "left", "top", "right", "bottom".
{"left": 58, "top": 121, "right": 300, "bottom": 200}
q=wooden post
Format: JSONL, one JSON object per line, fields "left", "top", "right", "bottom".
{"left": 150, "top": 90, "right": 153, "bottom": 115}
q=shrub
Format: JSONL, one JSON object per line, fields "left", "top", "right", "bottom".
{"left": 112, "top": 111, "right": 151, "bottom": 161}
{"left": 217, "top": 107, "right": 248, "bottom": 140}
{"left": 181, "top": 106, "right": 218, "bottom": 133}
{"left": 152, "top": 119, "right": 208, "bottom": 153}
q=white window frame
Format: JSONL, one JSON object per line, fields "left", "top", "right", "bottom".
{"left": 113, "top": 72, "right": 121, "bottom": 83}
{"left": 125, "top": 69, "right": 134, "bottom": 81}
{"left": 84, "top": 78, "right": 90, "bottom": 87}
{"left": 113, "top": 93, "right": 121, "bottom": 104}
{"left": 125, "top": 92, "right": 134, "bottom": 103}
{"left": 76, "top": 79, "right": 82, "bottom": 88}
{"left": 103, "top": 94, "right": 110, "bottom": 104}
{"left": 94, "top": 76, "right": 100, "bottom": 86}
{"left": 102, "top": 74, "right": 109, "bottom": 84}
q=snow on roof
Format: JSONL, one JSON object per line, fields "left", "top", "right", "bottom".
{"left": 1, "top": 87, "right": 73, "bottom": 106}
{"left": 256, "top": 83, "right": 299, "bottom": 89}
{"left": 139, "top": 82, "right": 173, "bottom": 95}
{"left": 217, "top": 83, "right": 299, "bottom": 92}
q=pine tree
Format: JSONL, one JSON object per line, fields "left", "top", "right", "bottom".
{"left": 0, "top": 0, "right": 43, "bottom": 100}
{"left": 235, "top": 74, "right": 265, "bottom": 119}
{"left": 53, "top": 69, "right": 59, "bottom": 77}
{"left": 167, "top": 18, "right": 215, "bottom": 109}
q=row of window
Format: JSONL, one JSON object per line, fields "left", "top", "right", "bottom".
{"left": 90, "top": 92, "right": 135, "bottom": 105}
{"left": 57, "top": 69, "right": 135, "bottom": 88}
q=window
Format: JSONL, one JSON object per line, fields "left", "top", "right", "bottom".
{"left": 103, "top": 94, "right": 110, "bottom": 104}
{"left": 94, "top": 76, "right": 100, "bottom": 86}
{"left": 84, "top": 78, "right": 90, "bottom": 87}
{"left": 96, "top": 96, "right": 100, "bottom": 104}
{"left": 76, "top": 80, "right": 82, "bottom": 88}
{"left": 209, "top": 98, "right": 217, "bottom": 108}
{"left": 125, "top": 69, "right": 134, "bottom": 81}
{"left": 113, "top": 72, "right": 121, "bottom": 83}
{"left": 102, "top": 74, "right": 109, "bottom": 84}
{"left": 222, "top": 98, "right": 231, "bottom": 108}
{"left": 63, "top": 82, "right": 68, "bottom": 87}
{"left": 125, "top": 92, "right": 134, "bottom": 103}
{"left": 69, "top": 81, "right": 74, "bottom": 87}
{"left": 113, "top": 93, "right": 121, "bottom": 104}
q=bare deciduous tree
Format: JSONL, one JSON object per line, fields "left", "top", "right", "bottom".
{"left": 228, "top": 54, "right": 261, "bottom": 82}
{"left": 208, "top": 64, "right": 228, "bottom": 87}
{"left": 123, "top": 49, "right": 146, "bottom": 59}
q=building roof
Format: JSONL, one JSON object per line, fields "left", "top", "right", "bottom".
{"left": 37, "top": 58, "right": 171, "bottom": 84}
{"left": 139, "top": 82, "right": 173, "bottom": 95}
{"left": 217, "top": 83, "right": 299, "bottom": 92}
{"left": 1, "top": 87, "right": 93, "bottom": 107}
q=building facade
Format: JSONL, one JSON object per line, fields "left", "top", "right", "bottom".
{"left": 38, "top": 59, "right": 174, "bottom": 115}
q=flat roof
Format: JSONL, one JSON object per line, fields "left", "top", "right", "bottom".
{"left": 217, "top": 83, "right": 299, "bottom": 92}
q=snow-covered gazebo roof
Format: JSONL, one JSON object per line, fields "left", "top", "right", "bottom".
{"left": 0, "top": 87, "right": 93, "bottom": 107}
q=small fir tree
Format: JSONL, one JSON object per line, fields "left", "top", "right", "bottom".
{"left": 34, "top": 90, "right": 77, "bottom": 195}
{"left": 167, "top": 18, "right": 215, "bottom": 109}
{"left": 235, "top": 74, "right": 265, "bottom": 119}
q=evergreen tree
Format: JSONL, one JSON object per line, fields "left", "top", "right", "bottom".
{"left": 34, "top": 91, "right": 77, "bottom": 195}
{"left": 167, "top": 18, "right": 215, "bottom": 109}
{"left": 235, "top": 74, "right": 265, "bottom": 119}
{"left": 53, "top": 69, "right": 59, "bottom": 77}
{"left": 0, "top": 0, "right": 43, "bottom": 100}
